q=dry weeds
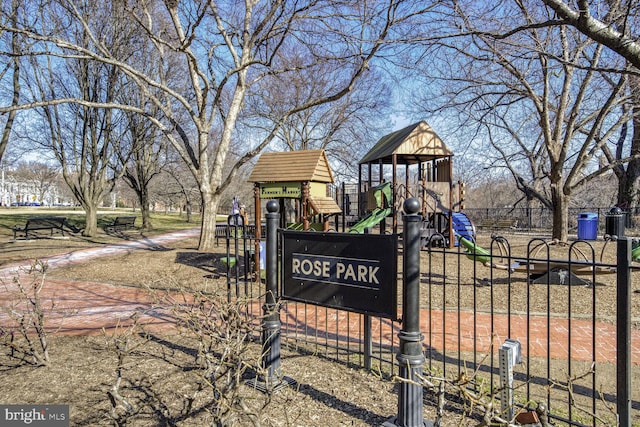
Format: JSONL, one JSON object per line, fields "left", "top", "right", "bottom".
{"left": 0, "top": 227, "right": 638, "bottom": 426}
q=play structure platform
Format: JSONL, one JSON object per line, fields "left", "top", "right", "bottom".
{"left": 456, "top": 234, "right": 617, "bottom": 285}
{"left": 353, "top": 121, "right": 470, "bottom": 246}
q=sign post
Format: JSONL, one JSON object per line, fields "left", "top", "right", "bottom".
{"left": 616, "top": 235, "right": 632, "bottom": 427}
{"left": 384, "top": 198, "right": 431, "bottom": 427}
{"left": 249, "top": 200, "right": 295, "bottom": 392}
{"left": 262, "top": 200, "right": 281, "bottom": 387}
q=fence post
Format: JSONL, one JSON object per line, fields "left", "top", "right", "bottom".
{"left": 248, "top": 200, "right": 295, "bottom": 392}
{"left": 616, "top": 236, "right": 632, "bottom": 427}
{"left": 364, "top": 315, "right": 372, "bottom": 370}
{"left": 383, "top": 198, "right": 431, "bottom": 427}
{"left": 263, "top": 200, "right": 281, "bottom": 385}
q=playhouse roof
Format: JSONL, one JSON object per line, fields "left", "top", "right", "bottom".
{"left": 359, "top": 121, "right": 453, "bottom": 165}
{"left": 248, "top": 149, "right": 334, "bottom": 183}
{"left": 308, "top": 195, "right": 342, "bottom": 215}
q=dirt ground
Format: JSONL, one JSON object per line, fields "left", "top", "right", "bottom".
{"left": 0, "top": 230, "right": 436, "bottom": 426}
{"left": 0, "top": 225, "right": 638, "bottom": 426}
{"left": 425, "top": 231, "right": 640, "bottom": 323}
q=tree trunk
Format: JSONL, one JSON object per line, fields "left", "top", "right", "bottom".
{"left": 550, "top": 184, "right": 569, "bottom": 242}
{"left": 186, "top": 200, "right": 192, "bottom": 223}
{"left": 198, "top": 192, "right": 221, "bottom": 251}
{"left": 83, "top": 204, "right": 98, "bottom": 237}
{"left": 139, "top": 186, "right": 152, "bottom": 231}
{"left": 617, "top": 76, "right": 640, "bottom": 221}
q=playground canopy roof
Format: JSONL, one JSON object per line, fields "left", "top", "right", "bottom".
{"left": 248, "top": 149, "right": 334, "bottom": 183}
{"left": 359, "top": 121, "right": 453, "bottom": 165}
{"left": 308, "top": 195, "right": 342, "bottom": 215}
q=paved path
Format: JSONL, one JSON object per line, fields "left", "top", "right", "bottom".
{"left": 0, "top": 229, "right": 638, "bottom": 365}
{"left": 0, "top": 228, "right": 201, "bottom": 278}
{"left": 0, "top": 229, "right": 201, "bottom": 335}
{"left": 281, "top": 304, "right": 640, "bottom": 365}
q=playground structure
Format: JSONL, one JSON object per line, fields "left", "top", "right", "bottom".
{"left": 353, "top": 120, "right": 472, "bottom": 247}
{"left": 242, "top": 122, "right": 474, "bottom": 248}
{"left": 247, "top": 149, "right": 342, "bottom": 234}
{"left": 456, "top": 233, "right": 617, "bottom": 285}
{"left": 216, "top": 150, "right": 343, "bottom": 282}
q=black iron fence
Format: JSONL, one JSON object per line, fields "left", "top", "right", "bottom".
{"left": 220, "top": 211, "right": 638, "bottom": 426}
{"left": 422, "top": 234, "right": 637, "bottom": 426}
{"left": 334, "top": 180, "right": 640, "bottom": 234}
{"left": 463, "top": 207, "right": 640, "bottom": 232}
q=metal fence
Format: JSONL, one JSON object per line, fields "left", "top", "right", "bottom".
{"left": 463, "top": 207, "right": 640, "bottom": 232}
{"left": 421, "top": 235, "right": 637, "bottom": 426}
{"left": 221, "top": 218, "right": 638, "bottom": 426}
{"left": 334, "top": 182, "right": 640, "bottom": 233}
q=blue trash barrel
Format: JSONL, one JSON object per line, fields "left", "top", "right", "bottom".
{"left": 577, "top": 212, "right": 598, "bottom": 240}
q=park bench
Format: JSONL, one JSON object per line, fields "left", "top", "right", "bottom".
{"left": 105, "top": 216, "right": 137, "bottom": 232}
{"left": 477, "top": 218, "right": 518, "bottom": 230}
{"left": 13, "top": 216, "right": 67, "bottom": 239}
{"left": 215, "top": 224, "right": 228, "bottom": 246}
{"left": 214, "top": 223, "right": 262, "bottom": 246}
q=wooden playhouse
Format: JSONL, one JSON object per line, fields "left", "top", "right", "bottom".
{"left": 248, "top": 149, "right": 342, "bottom": 234}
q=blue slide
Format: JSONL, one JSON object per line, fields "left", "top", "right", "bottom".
{"left": 452, "top": 212, "right": 475, "bottom": 247}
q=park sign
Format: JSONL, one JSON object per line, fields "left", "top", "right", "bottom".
{"left": 282, "top": 230, "right": 398, "bottom": 319}
{"left": 259, "top": 182, "right": 301, "bottom": 198}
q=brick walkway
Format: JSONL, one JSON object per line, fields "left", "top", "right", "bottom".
{"left": 279, "top": 304, "right": 640, "bottom": 365}
{"left": 1, "top": 230, "right": 638, "bottom": 365}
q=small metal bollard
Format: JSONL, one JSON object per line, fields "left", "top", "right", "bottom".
{"left": 499, "top": 339, "right": 522, "bottom": 420}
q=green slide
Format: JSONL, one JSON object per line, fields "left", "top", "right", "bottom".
{"left": 348, "top": 207, "right": 392, "bottom": 233}
{"left": 286, "top": 222, "right": 305, "bottom": 230}
{"left": 348, "top": 182, "right": 393, "bottom": 233}
{"left": 373, "top": 182, "right": 392, "bottom": 208}
{"left": 286, "top": 222, "right": 324, "bottom": 231}
{"left": 457, "top": 234, "right": 492, "bottom": 264}
{"left": 633, "top": 242, "right": 640, "bottom": 262}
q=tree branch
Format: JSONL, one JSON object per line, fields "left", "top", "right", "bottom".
{"left": 542, "top": 0, "right": 640, "bottom": 69}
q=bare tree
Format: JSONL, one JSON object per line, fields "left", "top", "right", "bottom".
{"left": 0, "top": 0, "right": 436, "bottom": 251}
{"left": 279, "top": 72, "right": 393, "bottom": 182}
{"left": 406, "top": 1, "right": 636, "bottom": 241}
{"left": 19, "top": 2, "right": 141, "bottom": 236}
{"left": 28, "top": 58, "right": 123, "bottom": 236}
{"left": 562, "top": 1, "right": 640, "bottom": 213}
{"left": 154, "top": 157, "right": 201, "bottom": 222}
{"left": 112, "top": 22, "right": 182, "bottom": 231}
{"left": 259, "top": 56, "right": 392, "bottom": 155}
{"left": 0, "top": 0, "right": 22, "bottom": 165}
{"left": 531, "top": 0, "right": 640, "bottom": 217}
{"left": 117, "top": 106, "right": 167, "bottom": 231}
